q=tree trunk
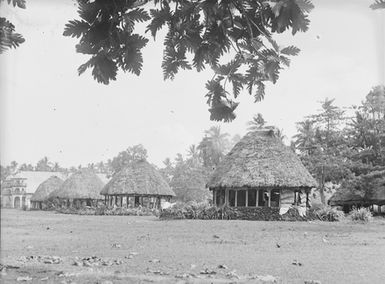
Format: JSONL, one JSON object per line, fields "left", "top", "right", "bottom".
{"left": 319, "top": 166, "right": 326, "bottom": 205}
{"left": 319, "top": 182, "right": 326, "bottom": 205}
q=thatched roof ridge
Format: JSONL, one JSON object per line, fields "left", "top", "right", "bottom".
{"left": 31, "top": 176, "right": 63, "bottom": 202}
{"left": 101, "top": 160, "right": 175, "bottom": 197}
{"left": 49, "top": 169, "right": 105, "bottom": 200}
{"left": 207, "top": 129, "right": 317, "bottom": 189}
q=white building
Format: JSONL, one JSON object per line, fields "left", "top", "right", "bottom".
{"left": 1, "top": 171, "right": 68, "bottom": 209}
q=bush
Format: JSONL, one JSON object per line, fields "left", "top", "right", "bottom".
{"left": 348, "top": 207, "right": 373, "bottom": 222}
{"left": 159, "top": 202, "right": 238, "bottom": 220}
{"left": 56, "top": 205, "right": 158, "bottom": 216}
{"left": 315, "top": 206, "right": 345, "bottom": 222}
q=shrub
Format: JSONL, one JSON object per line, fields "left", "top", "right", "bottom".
{"left": 348, "top": 207, "right": 373, "bottom": 222}
{"left": 159, "top": 202, "right": 239, "bottom": 220}
{"left": 56, "top": 205, "right": 158, "bottom": 216}
{"left": 315, "top": 206, "right": 345, "bottom": 222}
{"left": 159, "top": 202, "right": 218, "bottom": 219}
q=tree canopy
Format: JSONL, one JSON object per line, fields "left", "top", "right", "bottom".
{"left": 61, "top": 0, "right": 317, "bottom": 122}
{"left": 2, "top": 0, "right": 384, "bottom": 121}
{"left": 0, "top": 0, "right": 26, "bottom": 53}
{"left": 293, "top": 86, "right": 385, "bottom": 205}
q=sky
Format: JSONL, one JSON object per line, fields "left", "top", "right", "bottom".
{"left": 0, "top": 0, "right": 384, "bottom": 168}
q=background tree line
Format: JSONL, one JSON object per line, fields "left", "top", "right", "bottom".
{"left": 292, "top": 85, "right": 385, "bottom": 205}
{"left": 2, "top": 85, "right": 384, "bottom": 205}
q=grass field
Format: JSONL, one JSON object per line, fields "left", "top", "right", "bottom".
{"left": 1, "top": 209, "right": 385, "bottom": 283}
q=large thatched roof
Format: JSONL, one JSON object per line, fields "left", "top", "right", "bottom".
{"left": 207, "top": 129, "right": 317, "bottom": 189}
{"left": 101, "top": 160, "right": 175, "bottom": 197}
{"left": 31, "top": 176, "right": 63, "bottom": 202}
{"left": 49, "top": 169, "right": 105, "bottom": 200}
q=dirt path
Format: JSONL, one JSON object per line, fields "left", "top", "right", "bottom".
{"left": 1, "top": 209, "right": 385, "bottom": 283}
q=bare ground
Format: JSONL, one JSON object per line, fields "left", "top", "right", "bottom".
{"left": 1, "top": 209, "right": 385, "bottom": 284}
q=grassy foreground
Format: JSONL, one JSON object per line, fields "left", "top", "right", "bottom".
{"left": 1, "top": 209, "right": 385, "bottom": 283}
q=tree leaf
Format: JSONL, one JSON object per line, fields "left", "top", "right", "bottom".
{"left": 370, "top": 0, "right": 385, "bottom": 9}
{"left": 280, "top": 45, "right": 300, "bottom": 56}
{"left": 63, "top": 20, "right": 90, "bottom": 38}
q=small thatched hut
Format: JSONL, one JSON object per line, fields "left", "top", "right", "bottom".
{"left": 329, "top": 171, "right": 385, "bottom": 213}
{"left": 49, "top": 169, "right": 105, "bottom": 208}
{"left": 31, "top": 176, "right": 63, "bottom": 209}
{"left": 101, "top": 160, "right": 175, "bottom": 209}
{"left": 207, "top": 128, "right": 317, "bottom": 219}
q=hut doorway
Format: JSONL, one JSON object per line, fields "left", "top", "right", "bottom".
{"left": 22, "top": 197, "right": 26, "bottom": 207}
{"left": 258, "top": 190, "right": 268, "bottom": 207}
{"left": 270, "top": 189, "right": 280, "bottom": 207}
{"left": 229, "top": 190, "right": 236, "bottom": 207}
{"left": 247, "top": 189, "right": 257, "bottom": 207}
{"left": 237, "top": 190, "right": 247, "bottom": 207}
{"left": 215, "top": 189, "right": 225, "bottom": 207}
{"left": 14, "top": 197, "right": 21, "bottom": 208}
{"left": 134, "top": 196, "right": 140, "bottom": 207}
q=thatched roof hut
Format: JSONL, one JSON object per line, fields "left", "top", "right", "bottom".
{"left": 49, "top": 169, "right": 104, "bottom": 200}
{"left": 208, "top": 129, "right": 317, "bottom": 189}
{"left": 330, "top": 170, "right": 385, "bottom": 208}
{"left": 101, "top": 160, "right": 175, "bottom": 197}
{"left": 31, "top": 176, "right": 63, "bottom": 202}
{"left": 207, "top": 128, "right": 317, "bottom": 212}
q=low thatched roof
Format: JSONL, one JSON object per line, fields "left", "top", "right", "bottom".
{"left": 31, "top": 176, "right": 63, "bottom": 202}
{"left": 329, "top": 188, "right": 364, "bottom": 206}
{"left": 371, "top": 186, "right": 385, "bottom": 205}
{"left": 330, "top": 171, "right": 385, "bottom": 206}
{"left": 49, "top": 169, "right": 105, "bottom": 200}
{"left": 101, "top": 160, "right": 176, "bottom": 197}
{"left": 207, "top": 129, "right": 317, "bottom": 189}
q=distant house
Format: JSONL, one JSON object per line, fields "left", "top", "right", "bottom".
{"left": 101, "top": 160, "right": 176, "bottom": 209}
{"left": 1, "top": 171, "right": 68, "bottom": 209}
{"left": 207, "top": 128, "right": 317, "bottom": 219}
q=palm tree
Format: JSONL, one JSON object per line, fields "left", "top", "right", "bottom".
{"left": 198, "top": 126, "right": 230, "bottom": 168}
{"left": 247, "top": 113, "right": 266, "bottom": 132}
{"left": 187, "top": 144, "right": 201, "bottom": 165}
{"left": 205, "top": 126, "right": 230, "bottom": 154}
{"left": 275, "top": 128, "right": 286, "bottom": 142}
{"left": 293, "top": 120, "right": 317, "bottom": 154}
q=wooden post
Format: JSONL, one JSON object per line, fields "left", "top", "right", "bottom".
{"left": 120, "top": 196, "right": 123, "bottom": 207}
{"left": 213, "top": 189, "right": 216, "bottom": 206}
{"left": 245, "top": 189, "right": 248, "bottom": 207}
{"left": 306, "top": 191, "right": 309, "bottom": 208}
{"left": 235, "top": 190, "right": 238, "bottom": 207}
{"left": 256, "top": 189, "right": 259, "bottom": 207}
{"left": 225, "top": 189, "right": 229, "bottom": 206}
{"left": 268, "top": 189, "right": 271, "bottom": 207}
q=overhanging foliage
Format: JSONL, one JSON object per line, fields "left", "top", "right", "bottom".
{"left": 64, "top": 0, "right": 314, "bottom": 121}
